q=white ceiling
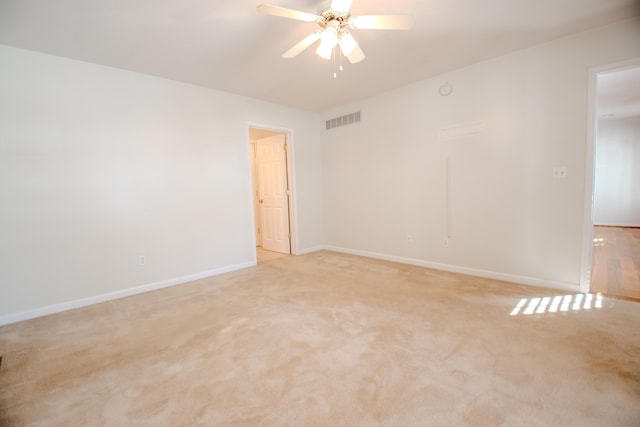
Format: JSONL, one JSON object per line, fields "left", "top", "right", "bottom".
{"left": 0, "top": 0, "right": 638, "bottom": 112}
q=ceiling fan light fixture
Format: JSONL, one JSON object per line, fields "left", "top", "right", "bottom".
{"left": 320, "top": 25, "right": 339, "bottom": 48}
{"left": 316, "top": 25, "right": 339, "bottom": 59}
{"left": 316, "top": 42, "right": 334, "bottom": 59}
{"left": 339, "top": 30, "right": 358, "bottom": 56}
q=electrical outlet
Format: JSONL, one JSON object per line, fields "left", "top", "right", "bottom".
{"left": 407, "top": 233, "right": 413, "bottom": 242}
{"left": 552, "top": 166, "right": 567, "bottom": 179}
{"left": 139, "top": 256, "right": 146, "bottom": 266}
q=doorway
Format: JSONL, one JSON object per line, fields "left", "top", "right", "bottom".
{"left": 249, "top": 126, "right": 294, "bottom": 262}
{"left": 581, "top": 59, "right": 640, "bottom": 300}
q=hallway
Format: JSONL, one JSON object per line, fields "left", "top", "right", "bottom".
{"left": 591, "top": 226, "right": 640, "bottom": 301}
{"left": 256, "top": 247, "right": 289, "bottom": 264}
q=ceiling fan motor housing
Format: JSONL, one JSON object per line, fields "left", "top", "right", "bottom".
{"left": 319, "top": 8, "right": 350, "bottom": 30}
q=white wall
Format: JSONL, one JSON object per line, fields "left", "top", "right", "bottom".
{"left": 2, "top": 19, "right": 639, "bottom": 323}
{"left": 0, "top": 45, "right": 323, "bottom": 322}
{"left": 594, "top": 116, "right": 640, "bottom": 226}
{"left": 322, "top": 18, "right": 640, "bottom": 289}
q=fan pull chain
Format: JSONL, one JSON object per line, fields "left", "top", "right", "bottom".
{"left": 331, "top": 47, "right": 345, "bottom": 79}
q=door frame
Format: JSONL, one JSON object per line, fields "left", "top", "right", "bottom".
{"left": 249, "top": 142, "right": 262, "bottom": 247}
{"left": 246, "top": 122, "right": 299, "bottom": 255}
{"left": 579, "top": 57, "right": 640, "bottom": 293}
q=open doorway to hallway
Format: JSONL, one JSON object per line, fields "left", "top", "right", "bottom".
{"left": 249, "top": 126, "right": 294, "bottom": 263}
{"left": 588, "top": 63, "right": 640, "bottom": 301}
{"left": 591, "top": 226, "right": 640, "bottom": 300}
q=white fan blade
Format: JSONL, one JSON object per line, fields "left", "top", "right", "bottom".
{"left": 338, "top": 30, "right": 358, "bottom": 56}
{"left": 346, "top": 44, "right": 365, "bottom": 64}
{"left": 349, "top": 15, "right": 414, "bottom": 30}
{"left": 330, "top": 0, "right": 353, "bottom": 14}
{"left": 256, "top": 4, "right": 319, "bottom": 22}
{"left": 283, "top": 31, "right": 321, "bottom": 58}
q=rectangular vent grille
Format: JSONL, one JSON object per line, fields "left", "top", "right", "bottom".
{"left": 326, "top": 111, "right": 361, "bottom": 130}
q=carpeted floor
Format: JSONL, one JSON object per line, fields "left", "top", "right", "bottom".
{"left": 1, "top": 251, "right": 639, "bottom": 426}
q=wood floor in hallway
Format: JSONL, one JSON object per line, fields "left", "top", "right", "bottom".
{"left": 591, "top": 226, "right": 640, "bottom": 301}
{"left": 256, "top": 247, "right": 289, "bottom": 263}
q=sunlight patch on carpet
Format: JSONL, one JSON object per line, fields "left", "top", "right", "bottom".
{"left": 510, "top": 293, "right": 603, "bottom": 316}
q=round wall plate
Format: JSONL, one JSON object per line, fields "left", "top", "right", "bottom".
{"left": 439, "top": 82, "right": 453, "bottom": 96}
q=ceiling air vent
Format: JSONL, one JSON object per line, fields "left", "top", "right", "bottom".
{"left": 326, "top": 111, "right": 361, "bottom": 130}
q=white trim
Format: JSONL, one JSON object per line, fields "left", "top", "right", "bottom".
{"left": 580, "top": 57, "right": 640, "bottom": 293}
{"left": 295, "top": 245, "right": 326, "bottom": 255}
{"left": 244, "top": 125, "right": 259, "bottom": 264}
{"left": 580, "top": 65, "right": 598, "bottom": 293}
{"left": 0, "top": 261, "right": 255, "bottom": 326}
{"left": 594, "top": 223, "right": 640, "bottom": 228}
{"left": 445, "top": 158, "right": 452, "bottom": 238}
{"left": 324, "top": 246, "right": 579, "bottom": 292}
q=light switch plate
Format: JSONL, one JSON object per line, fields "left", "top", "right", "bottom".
{"left": 553, "top": 166, "right": 567, "bottom": 179}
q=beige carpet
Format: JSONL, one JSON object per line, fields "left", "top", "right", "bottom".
{"left": 1, "top": 251, "right": 639, "bottom": 426}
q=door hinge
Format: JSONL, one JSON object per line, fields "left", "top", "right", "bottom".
{"left": 288, "top": 233, "right": 292, "bottom": 239}
{"left": 283, "top": 143, "right": 288, "bottom": 151}
{"left": 286, "top": 188, "right": 290, "bottom": 196}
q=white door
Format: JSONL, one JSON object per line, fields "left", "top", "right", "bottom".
{"left": 256, "top": 134, "right": 291, "bottom": 254}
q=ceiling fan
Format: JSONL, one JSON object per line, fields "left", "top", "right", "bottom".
{"left": 256, "top": 0, "right": 414, "bottom": 64}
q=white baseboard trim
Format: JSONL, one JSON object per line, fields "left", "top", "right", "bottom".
{"left": 324, "top": 246, "right": 579, "bottom": 293}
{"left": 0, "top": 261, "right": 256, "bottom": 326}
{"left": 295, "top": 245, "right": 325, "bottom": 255}
{"left": 594, "top": 223, "right": 640, "bottom": 228}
